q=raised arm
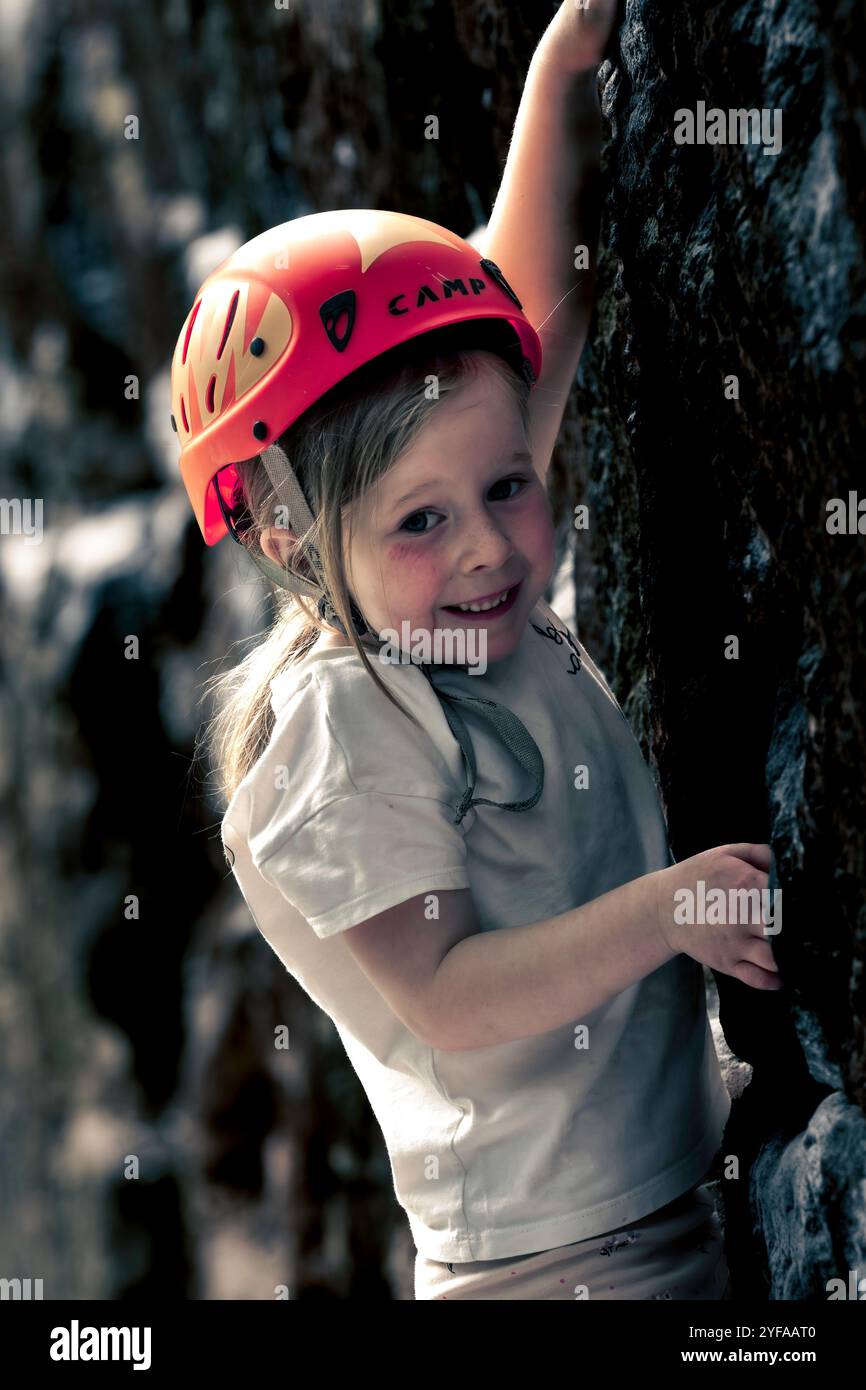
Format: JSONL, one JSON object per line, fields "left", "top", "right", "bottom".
{"left": 481, "top": 2, "right": 618, "bottom": 478}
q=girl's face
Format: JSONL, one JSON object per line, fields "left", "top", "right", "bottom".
{"left": 345, "top": 360, "right": 556, "bottom": 665}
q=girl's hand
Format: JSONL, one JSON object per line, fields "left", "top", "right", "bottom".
{"left": 654, "top": 843, "right": 784, "bottom": 991}
{"left": 536, "top": 0, "right": 621, "bottom": 76}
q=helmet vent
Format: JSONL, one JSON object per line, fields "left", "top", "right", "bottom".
{"left": 181, "top": 396, "right": 189, "bottom": 432}
{"left": 319, "top": 289, "right": 356, "bottom": 352}
{"left": 206, "top": 373, "right": 217, "bottom": 413}
{"left": 479, "top": 259, "right": 523, "bottom": 311}
{"left": 181, "top": 298, "right": 201, "bottom": 365}
{"left": 217, "top": 289, "right": 240, "bottom": 360}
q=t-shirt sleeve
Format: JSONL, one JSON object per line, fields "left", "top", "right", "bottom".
{"left": 247, "top": 664, "right": 471, "bottom": 940}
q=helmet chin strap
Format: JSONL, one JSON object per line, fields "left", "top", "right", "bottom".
{"left": 256, "top": 443, "right": 375, "bottom": 640}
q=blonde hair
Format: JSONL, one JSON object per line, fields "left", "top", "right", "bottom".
{"left": 198, "top": 326, "right": 532, "bottom": 809}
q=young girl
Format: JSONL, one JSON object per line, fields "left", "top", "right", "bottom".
{"left": 170, "top": 5, "right": 781, "bottom": 1300}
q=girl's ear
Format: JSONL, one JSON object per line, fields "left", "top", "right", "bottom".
{"left": 260, "top": 525, "right": 318, "bottom": 583}
{"left": 259, "top": 524, "right": 296, "bottom": 569}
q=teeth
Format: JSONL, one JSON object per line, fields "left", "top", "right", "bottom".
{"left": 455, "top": 587, "right": 510, "bottom": 612}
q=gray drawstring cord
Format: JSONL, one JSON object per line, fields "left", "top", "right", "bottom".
{"left": 418, "top": 663, "right": 545, "bottom": 825}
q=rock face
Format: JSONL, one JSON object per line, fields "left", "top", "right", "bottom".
{"left": 0, "top": 0, "right": 862, "bottom": 1301}
{"left": 573, "top": 0, "right": 866, "bottom": 1300}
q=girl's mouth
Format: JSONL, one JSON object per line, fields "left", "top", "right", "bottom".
{"left": 441, "top": 579, "right": 522, "bottom": 621}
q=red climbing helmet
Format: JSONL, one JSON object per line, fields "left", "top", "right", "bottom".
{"left": 169, "top": 209, "right": 543, "bottom": 546}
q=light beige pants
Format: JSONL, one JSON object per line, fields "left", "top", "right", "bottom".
{"left": 415, "top": 1183, "right": 731, "bottom": 1301}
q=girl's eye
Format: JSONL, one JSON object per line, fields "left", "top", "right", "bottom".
{"left": 398, "top": 476, "right": 527, "bottom": 535}
{"left": 489, "top": 475, "right": 527, "bottom": 501}
{"left": 400, "top": 509, "right": 441, "bottom": 535}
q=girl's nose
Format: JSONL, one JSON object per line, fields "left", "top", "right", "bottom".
{"left": 456, "top": 514, "right": 515, "bottom": 570}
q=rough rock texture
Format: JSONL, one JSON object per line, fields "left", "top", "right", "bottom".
{"left": 574, "top": 0, "right": 866, "bottom": 1300}
{"left": 1, "top": 0, "right": 863, "bottom": 1301}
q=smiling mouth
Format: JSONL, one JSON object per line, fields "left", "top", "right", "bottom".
{"left": 442, "top": 580, "right": 522, "bottom": 616}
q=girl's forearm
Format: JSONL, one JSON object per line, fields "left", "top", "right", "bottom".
{"left": 483, "top": 48, "right": 603, "bottom": 356}
{"left": 426, "top": 870, "right": 678, "bottom": 1051}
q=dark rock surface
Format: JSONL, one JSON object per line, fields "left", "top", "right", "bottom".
{"left": 576, "top": 0, "right": 866, "bottom": 1301}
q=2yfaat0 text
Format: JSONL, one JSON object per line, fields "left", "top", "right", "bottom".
{"left": 689, "top": 1326, "right": 816, "bottom": 1339}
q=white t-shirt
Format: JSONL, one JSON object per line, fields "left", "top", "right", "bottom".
{"left": 221, "top": 595, "right": 731, "bottom": 1262}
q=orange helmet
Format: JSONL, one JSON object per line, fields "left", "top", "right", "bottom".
{"left": 169, "top": 209, "right": 542, "bottom": 547}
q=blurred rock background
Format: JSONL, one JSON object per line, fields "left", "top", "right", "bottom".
{"left": 0, "top": 0, "right": 863, "bottom": 1301}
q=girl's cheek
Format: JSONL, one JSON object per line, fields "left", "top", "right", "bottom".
{"left": 521, "top": 505, "right": 557, "bottom": 576}
{"left": 387, "top": 541, "right": 425, "bottom": 565}
{"left": 387, "top": 542, "right": 444, "bottom": 585}
{"left": 527, "top": 494, "right": 556, "bottom": 545}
